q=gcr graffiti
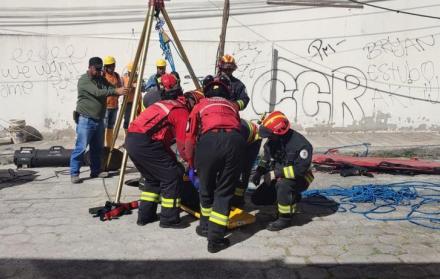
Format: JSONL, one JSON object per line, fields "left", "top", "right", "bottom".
{"left": 251, "top": 59, "right": 366, "bottom": 126}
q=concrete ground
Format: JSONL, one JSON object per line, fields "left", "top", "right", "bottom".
{"left": 0, "top": 163, "right": 439, "bottom": 279}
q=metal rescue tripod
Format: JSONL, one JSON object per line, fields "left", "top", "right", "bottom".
{"left": 90, "top": 0, "right": 201, "bottom": 220}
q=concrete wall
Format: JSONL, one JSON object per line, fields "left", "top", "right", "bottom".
{"left": 1, "top": 0, "right": 440, "bottom": 132}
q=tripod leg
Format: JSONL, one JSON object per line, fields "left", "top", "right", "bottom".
{"left": 105, "top": 2, "right": 153, "bottom": 171}
{"left": 114, "top": 4, "right": 156, "bottom": 204}
{"left": 160, "top": 7, "right": 201, "bottom": 90}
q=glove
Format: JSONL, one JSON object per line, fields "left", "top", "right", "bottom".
{"left": 188, "top": 168, "right": 200, "bottom": 190}
{"left": 264, "top": 171, "right": 276, "bottom": 185}
{"left": 251, "top": 166, "right": 266, "bottom": 186}
{"left": 251, "top": 172, "right": 262, "bottom": 186}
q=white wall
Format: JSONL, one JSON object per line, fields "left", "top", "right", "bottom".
{"left": 1, "top": 0, "right": 440, "bottom": 131}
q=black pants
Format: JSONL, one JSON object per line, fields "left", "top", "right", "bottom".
{"left": 126, "top": 132, "right": 182, "bottom": 224}
{"left": 233, "top": 140, "right": 262, "bottom": 203}
{"left": 195, "top": 130, "right": 245, "bottom": 241}
{"left": 252, "top": 177, "right": 309, "bottom": 217}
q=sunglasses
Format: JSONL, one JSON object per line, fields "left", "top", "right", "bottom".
{"left": 95, "top": 67, "right": 103, "bottom": 72}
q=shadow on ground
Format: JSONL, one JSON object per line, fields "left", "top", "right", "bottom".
{"left": 0, "top": 258, "right": 438, "bottom": 279}
{"left": 230, "top": 195, "right": 339, "bottom": 247}
{"left": 0, "top": 169, "right": 39, "bottom": 190}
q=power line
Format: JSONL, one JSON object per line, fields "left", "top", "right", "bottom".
{"left": 206, "top": 0, "right": 440, "bottom": 99}
{"left": 348, "top": 0, "right": 440, "bottom": 20}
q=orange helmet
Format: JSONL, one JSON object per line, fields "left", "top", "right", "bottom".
{"left": 218, "top": 54, "right": 237, "bottom": 71}
{"left": 259, "top": 111, "right": 290, "bottom": 138}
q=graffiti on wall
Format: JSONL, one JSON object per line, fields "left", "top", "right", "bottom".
{"left": 0, "top": 45, "right": 87, "bottom": 101}
{"left": 250, "top": 34, "right": 440, "bottom": 128}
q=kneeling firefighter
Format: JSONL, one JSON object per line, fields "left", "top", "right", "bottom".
{"left": 125, "top": 73, "right": 189, "bottom": 228}
{"left": 252, "top": 111, "right": 314, "bottom": 231}
{"left": 185, "top": 75, "right": 245, "bottom": 253}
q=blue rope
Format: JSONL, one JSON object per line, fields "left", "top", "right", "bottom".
{"left": 303, "top": 181, "right": 440, "bottom": 230}
{"left": 155, "top": 19, "right": 176, "bottom": 72}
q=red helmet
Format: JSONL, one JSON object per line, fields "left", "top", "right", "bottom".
{"left": 218, "top": 54, "right": 237, "bottom": 71}
{"left": 160, "top": 73, "right": 182, "bottom": 100}
{"left": 259, "top": 111, "right": 290, "bottom": 138}
{"left": 161, "top": 73, "right": 177, "bottom": 90}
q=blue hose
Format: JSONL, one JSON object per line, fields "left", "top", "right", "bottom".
{"left": 303, "top": 181, "right": 440, "bottom": 230}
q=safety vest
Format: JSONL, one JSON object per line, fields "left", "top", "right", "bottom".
{"left": 197, "top": 97, "right": 240, "bottom": 134}
{"left": 128, "top": 99, "right": 185, "bottom": 142}
{"left": 104, "top": 72, "right": 121, "bottom": 109}
{"left": 123, "top": 74, "right": 136, "bottom": 103}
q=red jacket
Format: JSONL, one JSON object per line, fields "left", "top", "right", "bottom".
{"left": 128, "top": 99, "right": 189, "bottom": 161}
{"left": 185, "top": 97, "right": 240, "bottom": 166}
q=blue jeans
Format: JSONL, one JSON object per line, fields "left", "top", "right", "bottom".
{"left": 104, "top": 108, "right": 118, "bottom": 129}
{"left": 70, "top": 115, "right": 104, "bottom": 176}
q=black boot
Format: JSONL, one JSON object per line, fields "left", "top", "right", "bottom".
{"left": 208, "top": 238, "right": 230, "bottom": 253}
{"left": 159, "top": 220, "right": 189, "bottom": 229}
{"left": 196, "top": 225, "right": 208, "bottom": 237}
{"left": 266, "top": 216, "right": 292, "bottom": 231}
{"left": 137, "top": 201, "right": 159, "bottom": 226}
{"left": 137, "top": 214, "right": 159, "bottom": 226}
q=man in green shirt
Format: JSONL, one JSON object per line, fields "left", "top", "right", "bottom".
{"left": 70, "top": 57, "right": 127, "bottom": 184}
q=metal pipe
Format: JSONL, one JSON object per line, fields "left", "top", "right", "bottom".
{"left": 105, "top": 3, "right": 151, "bottom": 171}
{"left": 160, "top": 7, "right": 201, "bottom": 90}
{"left": 114, "top": 5, "right": 155, "bottom": 203}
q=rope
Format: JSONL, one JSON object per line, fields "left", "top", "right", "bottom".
{"left": 303, "top": 181, "right": 440, "bottom": 230}
{"left": 155, "top": 18, "right": 176, "bottom": 72}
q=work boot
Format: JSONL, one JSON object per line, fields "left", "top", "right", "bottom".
{"left": 195, "top": 225, "right": 208, "bottom": 237}
{"left": 98, "top": 172, "right": 109, "bottom": 178}
{"left": 137, "top": 214, "right": 159, "bottom": 226}
{"left": 208, "top": 238, "right": 230, "bottom": 253}
{"left": 71, "top": 176, "right": 82, "bottom": 184}
{"left": 159, "top": 220, "right": 189, "bottom": 229}
{"left": 266, "top": 217, "right": 292, "bottom": 231}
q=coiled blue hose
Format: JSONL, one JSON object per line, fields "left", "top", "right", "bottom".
{"left": 303, "top": 181, "right": 440, "bottom": 230}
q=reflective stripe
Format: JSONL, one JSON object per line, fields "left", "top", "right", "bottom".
{"left": 161, "top": 197, "right": 181, "bottom": 208}
{"left": 305, "top": 174, "right": 314, "bottom": 184}
{"left": 234, "top": 187, "right": 245, "bottom": 197}
{"left": 154, "top": 102, "right": 171, "bottom": 114}
{"left": 237, "top": 100, "right": 245, "bottom": 110}
{"left": 140, "top": 192, "right": 160, "bottom": 203}
{"left": 209, "top": 211, "right": 229, "bottom": 226}
{"left": 262, "top": 114, "right": 285, "bottom": 126}
{"left": 200, "top": 206, "right": 212, "bottom": 217}
{"left": 278, "top": 203, "right": 296, "bottom": 214}
{"left": 245, "top": 120, "right": 254, "bottom": 143}
{"left": 283, "top": 166, "right": 295, "bottom": 179}
{"left": 199, "top": 103, "right": 238, "bottom": 115}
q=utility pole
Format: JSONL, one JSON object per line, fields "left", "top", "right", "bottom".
{"left": 215, "top": 0, "right": 230, "bottom": 74}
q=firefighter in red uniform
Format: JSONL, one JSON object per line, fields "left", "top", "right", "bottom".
{"left": 125, "top": 73, "right": 189, "bottom": 228}
{"left": 185, "top": 75, "right": 245, "bottom": 253}
{"left": 251, "top": 111, "right": 314, "bottom": 231}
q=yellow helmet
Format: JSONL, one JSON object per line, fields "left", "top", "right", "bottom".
{"left": 156, "top": 58, "right": 167, "bottom": 67}
{"left": 103, "top": 56, "right": 116, "bottom": 66}
{"left": 126, "top": 62, "right": 134, "bottom": 72}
